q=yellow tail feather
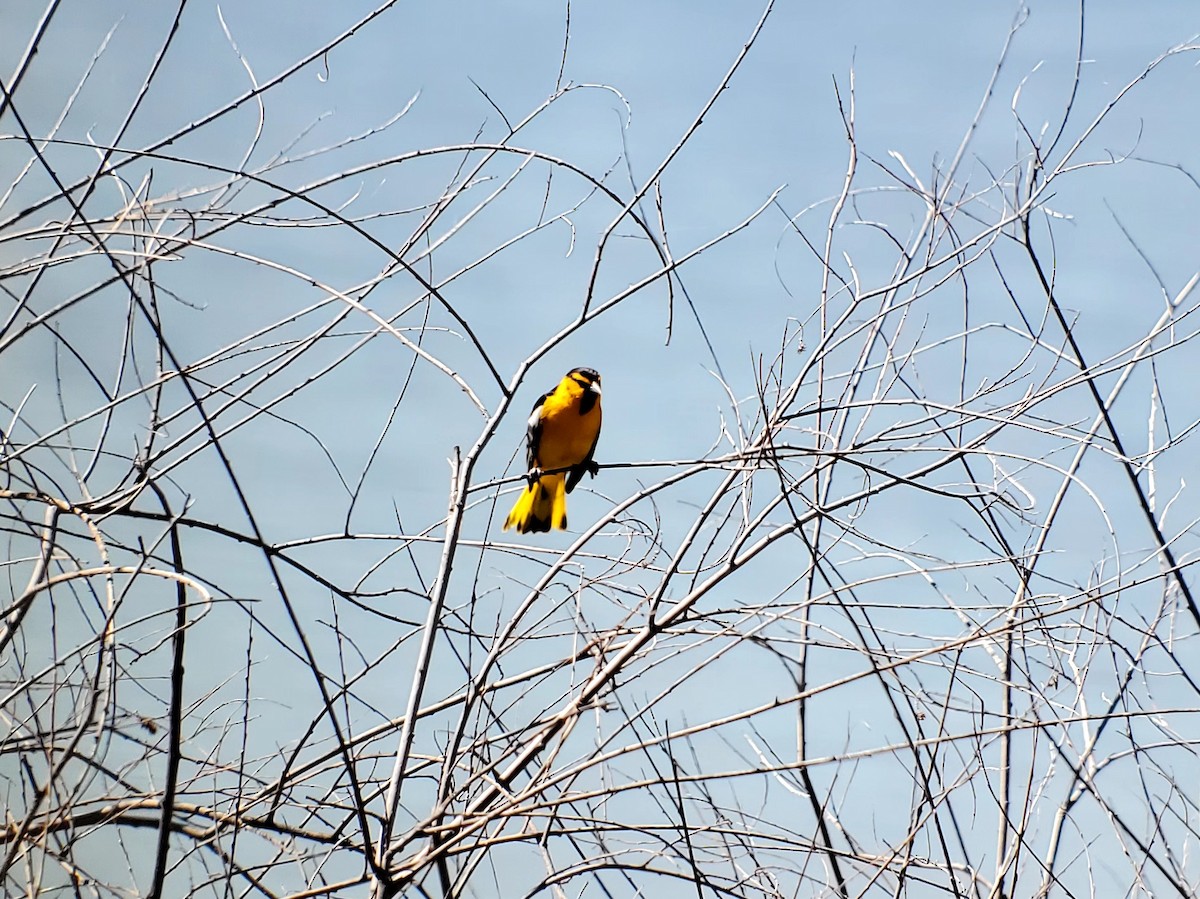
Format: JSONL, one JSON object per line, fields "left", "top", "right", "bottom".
{"left": 503, "top": 473, "right": 568, "bottom": 533}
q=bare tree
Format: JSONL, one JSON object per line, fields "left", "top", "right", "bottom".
{"left": 3, "top": 3, "right": 1199, "bottom": 898}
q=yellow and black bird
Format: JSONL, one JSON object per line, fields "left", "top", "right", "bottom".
{"left": 503, "top": 367, "right": 603, "bottom": 533}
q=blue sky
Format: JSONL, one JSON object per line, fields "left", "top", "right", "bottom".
{"left": 5, "top": 2, "right": 1200, "bottom": 897}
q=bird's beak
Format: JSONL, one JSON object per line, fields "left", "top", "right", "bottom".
{"left": 590, "top": 380, "right": 602, "bottom": 396}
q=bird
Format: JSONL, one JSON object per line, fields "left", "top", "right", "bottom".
{"left": 503, "top": 367, "right": 603, "bottom": 533}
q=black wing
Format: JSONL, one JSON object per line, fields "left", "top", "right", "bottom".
{"left": 525, "top": 390, "right": 550, "bottom": 471}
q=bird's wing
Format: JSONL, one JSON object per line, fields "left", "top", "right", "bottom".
{"left": 525, "top": 390, "right": 550, "bottom": 471}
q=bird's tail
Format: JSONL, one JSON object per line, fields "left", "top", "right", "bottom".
{"left": 503, "top": 472, "right": 567, "bottom": 533}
